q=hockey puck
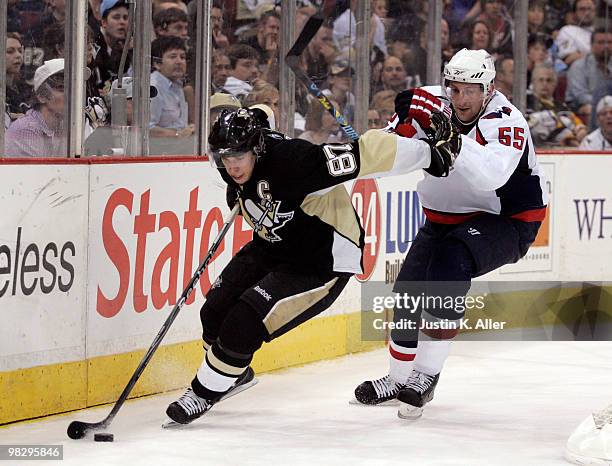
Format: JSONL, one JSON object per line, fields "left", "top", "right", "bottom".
{"left": 93, "top": 433, "right": 114, "bottom": 442}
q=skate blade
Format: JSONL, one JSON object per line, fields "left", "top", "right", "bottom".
{"left": 397, "top": 402, "right": 423, "bottom": 420}
{"left": 564, "top": 448, "right": 612, "bottom": 466}
{"left": 219, "top": 378, "right": 258, "bottom": 402}
{"left": 162, "top": 378, "right": 258, "bottom": 429}
{"left": 348, "top": 397, "right": 400, "bottom": 407}
{"left": 162, "top": 419, "right": 185, "bottom": 429}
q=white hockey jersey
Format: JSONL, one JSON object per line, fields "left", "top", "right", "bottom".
{"left": 415, "top": 89, "right": 548, "bottom": 224}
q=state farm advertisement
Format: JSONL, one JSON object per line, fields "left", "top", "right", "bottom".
{"left": 86, "top": 162, "right": 253, "bottom": 357}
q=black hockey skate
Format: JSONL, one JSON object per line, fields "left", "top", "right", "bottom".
{"left": 166, "top": 387, "right": 213, "bottom": 425}
{"left": 351, "top": 375, "right": 406, "bottom": 406}
{"left": 164, "top": 367, "right": 256, "bottom": 426}
{"left": 397, "top": 370, "right": 440, "bottom": 419}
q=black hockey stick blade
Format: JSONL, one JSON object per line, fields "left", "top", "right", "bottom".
{"left": 67, "top": 419, "right": 109, "bottom": 440}
{"left": 286, "top": 13, "right": 324, "bottom": 59}
{"left": 287, "top": 55, "right": 359, "bottom": 141}
{"left": 285, "top": 7, "right": 359, "bottom": 141}
{"left": 67, "top": 205, "right": 239, "bottom": 440}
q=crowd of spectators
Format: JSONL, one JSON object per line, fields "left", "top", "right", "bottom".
{"left": 3, "top": 0, "right": 612, "bottom": 156}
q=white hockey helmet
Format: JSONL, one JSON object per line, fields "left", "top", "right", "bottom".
{"left": 443, "top": 48, "right": 496, "bottom": 99}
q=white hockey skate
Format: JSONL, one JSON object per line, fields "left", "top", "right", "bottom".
{"left": 350, "top": 375, "right": 406, "bottom": 406}
{"left": 565, "top": 404, "right": 612, "bottom": 465}
{"left": 397, "top": 370, "right": 440, "bottom": 420}
{"left": 162, "top": 367, "right": 258, "bottom": 428}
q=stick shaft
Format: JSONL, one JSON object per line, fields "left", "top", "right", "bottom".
{"left": 96, "top": 205, "right": 239, "bottom": 428}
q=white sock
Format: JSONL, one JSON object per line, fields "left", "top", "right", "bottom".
{"left": 196, "top": 357, "right": 238, "bottom": 393}
{"left": 414, "top": 339, "right": 451, "bottom": 376}
{"left": 388, "top": 341, "right": 415, "bottom": 383}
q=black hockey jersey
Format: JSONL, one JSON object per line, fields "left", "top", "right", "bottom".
{"left": 222, "top": 130, "right": 432, "bottom": 274}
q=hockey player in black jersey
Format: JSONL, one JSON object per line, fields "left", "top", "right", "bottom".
{"left": 353, "top": 49, "right": 548, "bottom": 419}
{"left": 165, "top": 106, "right": 461, "bottom": 424}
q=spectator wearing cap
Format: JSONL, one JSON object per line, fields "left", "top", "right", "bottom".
{"left": 150, "top": 36, "right": 193, "bottom": 138}
{"left": 565, "top": 27, "right": 612, "bottom": 126}
{"left": 526, "top": 63, "right": 588, "bottom": 147}
{"left": 555, "top": 0, "right": 595, "bottom": 66}
{"left": 4, "top": 59, "right": 67, "bottom": 157}
{"left": 224, "top": 44, "right": 261, "bottom": 102}
{"left": 209, "top": 93, "right": 241, "bottom": 129}
{"left": 579, "top": 96, "right": 612, "bottom": 150}
{"left": 154, "top": 8, "right": 189, "bottom": 41}
{"left": 93, "top": 0, "right": 131, "bottom": 94}
{"left": 324, "top": 55, "right": 355, "bottom": 124}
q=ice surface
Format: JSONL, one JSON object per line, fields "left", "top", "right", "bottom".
{"left": 2, "top": 341, "right": 612, "bottom": 466}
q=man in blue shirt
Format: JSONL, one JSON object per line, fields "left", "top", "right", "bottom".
{"left": 149, "top": 36, "right": 194, "bottom": 138}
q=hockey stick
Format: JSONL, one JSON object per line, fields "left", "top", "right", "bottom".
{"left": 67, "top": 204, "right": 240, "bottom": 440}
{"left": 285, "top": 10, "right": 360, "bottom": 142}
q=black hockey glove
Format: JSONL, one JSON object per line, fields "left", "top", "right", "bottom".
{"left": 421, "top": 111, "right": 462, "bottom": 178}
{"left": 394, "top": 89, "right": 414, "bottom": 123}
{"left": 226, "top": 184, "right": 239, "bottom": 209}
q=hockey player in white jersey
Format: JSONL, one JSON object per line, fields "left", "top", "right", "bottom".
{"left": 353, "top": 49, "right": 548, "bottom": 419}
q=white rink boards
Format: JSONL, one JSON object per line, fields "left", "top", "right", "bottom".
{"left": 1, "top": 153, "right": 612, "bottom": 427}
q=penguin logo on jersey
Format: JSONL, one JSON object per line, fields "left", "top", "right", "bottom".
{"left": 240, "top": 198, "right": 294, "bottom": 242}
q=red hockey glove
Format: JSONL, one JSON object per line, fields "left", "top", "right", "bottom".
{"left": 408, "top": 88, "right": 450, "bottom": 130}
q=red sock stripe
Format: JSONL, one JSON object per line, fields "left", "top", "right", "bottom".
{"left": 420, "top": 326, "right": 459, "bottom": 340}
{"left": 389, "top": 345, "right": 416, "bottom": 361}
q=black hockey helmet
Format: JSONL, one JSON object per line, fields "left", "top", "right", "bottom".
{"left": 209, "top": 107, "right": 270, "bottom": 168}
